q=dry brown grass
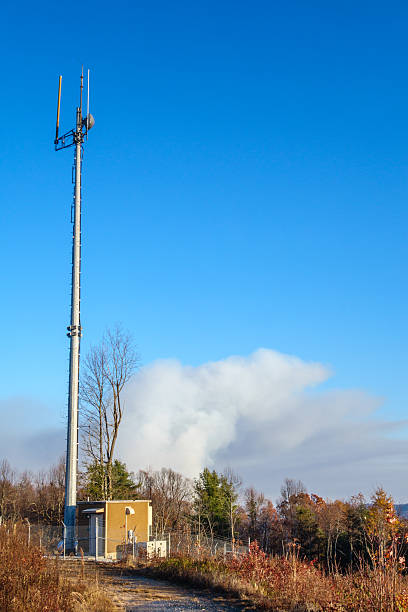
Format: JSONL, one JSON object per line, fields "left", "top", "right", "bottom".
{"left": 0, "top": 522, "right": 116, "bottom": 612}
{"left": 135, "top": 543, "right": 408, "bottom": 611}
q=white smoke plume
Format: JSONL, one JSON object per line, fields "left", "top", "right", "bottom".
{"left": 118, "top": 349, "right": 326, "bottom": 476}
{"left": 117, "top": 349, "right": 408, "bottom": 500}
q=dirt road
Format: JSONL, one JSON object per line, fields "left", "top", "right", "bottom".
{"left": 62, "top": 559, "right": 258, "bottom": 611}
{"left": 103, "top": 572, "right": 257, "bottom": 611}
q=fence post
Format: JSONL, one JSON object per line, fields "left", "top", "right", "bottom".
{"left": 168, "top": 533, "right": 171, "bottom": 558}
{"left": 62, "top": 522, "right": 66, "bottom": 560}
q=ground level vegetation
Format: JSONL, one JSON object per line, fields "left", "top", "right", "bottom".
{"left": 2, "top": 457, "right": 408, "bottom": 610}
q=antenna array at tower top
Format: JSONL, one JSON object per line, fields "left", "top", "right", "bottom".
{"left": 54, "top": 69, "right": 94, "bottom": 151}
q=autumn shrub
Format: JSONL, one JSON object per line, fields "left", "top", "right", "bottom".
{"left": 0, "top": 522, "right": 114, "bottom": 612}
{"left": 147, "top": 541, "right": 408, "bottom": 611}
{"left": 228, "top": 542, "right": 339, "bottom": 609}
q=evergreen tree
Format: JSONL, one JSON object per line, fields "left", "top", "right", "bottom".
{"left": 194, "top": 468, "right": 240, "bottom": 540}
{"left": 82, "top": 460, "right": 139, "bottom": 500}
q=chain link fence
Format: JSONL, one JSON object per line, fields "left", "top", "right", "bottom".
{"left": 15, "top": 522, "right": 250, "bottom": 561}
{"left": 151, "top": 529, "right": 249, "bottom": 559}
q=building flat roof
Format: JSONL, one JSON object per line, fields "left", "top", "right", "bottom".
{"left": 77, "top": 499, "right": 151, "bottom": 504}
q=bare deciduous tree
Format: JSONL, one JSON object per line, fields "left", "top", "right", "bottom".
{"left": 245, "top": 486, "right": 265, "bottom": 539}
{"left": 30, "top": 457, "right": 65, "bottom": 523}
{"left": 138, "top": 467, "right": 192, "bottom": 535}
{"left": 223, "top": 468, "right": 242, "bottom": 545}
{"left": 80, "top": 326, "right": 139, "bottom": 499}
{"left": 279, "top": 478, "right": 307, "bottom": 505}
{"left": 0, "top": 459, "right": 16, "bottom": 521}
{"left": 81, "top": 344, "right": 110, "bottom": 497}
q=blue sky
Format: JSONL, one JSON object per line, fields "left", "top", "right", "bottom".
{"left": 1, "top": 1, "right": 407, "bottom": 495}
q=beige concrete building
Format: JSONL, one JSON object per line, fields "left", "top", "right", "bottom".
{"left": 77, "top": 500, "right": 152, "bottom": 559}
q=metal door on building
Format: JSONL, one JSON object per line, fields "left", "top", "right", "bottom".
{"left": 89, "top": 514, "right": 104, "bottom": 557}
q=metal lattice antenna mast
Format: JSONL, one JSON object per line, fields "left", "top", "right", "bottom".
{"left": 54, "top": 69, "right": 95, "bottom": 552}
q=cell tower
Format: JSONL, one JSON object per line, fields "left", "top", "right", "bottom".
{"left": 54, "top": 69, "right": 94, "bottom": 552}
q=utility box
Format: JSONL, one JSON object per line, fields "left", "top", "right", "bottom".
{"left": 135, "top": 540, "right": 167, "bottom": 558}
{"left": 77, "top": 500, "right": 152, "bottom": 559}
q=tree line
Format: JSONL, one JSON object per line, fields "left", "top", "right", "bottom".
{"left": 1, "top": 455, "right": 405, "bottom": 572}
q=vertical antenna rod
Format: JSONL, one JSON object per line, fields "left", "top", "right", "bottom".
{"left": 54, "top": 70, "right": 95, "bottom": 554}
{"left": 87, "top": 69, "right": 90, "bottom": 133}
{"left": 55, "top": 76, "right": 62, "bottom": 143}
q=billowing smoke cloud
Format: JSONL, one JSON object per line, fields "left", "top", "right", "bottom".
{"left": 3, "top": 350, "right": 406, "bottom": 500}
{"left": 117, "top": 349, "right": 408, "bottom": 501}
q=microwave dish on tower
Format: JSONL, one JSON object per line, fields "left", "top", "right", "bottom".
{"left": 54, "top": 67, "right": 94, "bottom": 554}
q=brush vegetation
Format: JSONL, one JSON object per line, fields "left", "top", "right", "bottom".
{"left": 0, "top": 523, "right": 115, "bottom": 612}
{"left": 134, "top": 542, "right": 408, "bottom": 611}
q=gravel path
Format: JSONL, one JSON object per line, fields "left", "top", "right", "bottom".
{"left": 60, "top": 559, "right": 258, "bottom": 611}
{"left": 103, "top": 572, "right": 258, "bottom": 611}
